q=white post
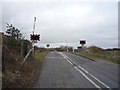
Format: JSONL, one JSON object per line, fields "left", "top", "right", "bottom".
{"left": 67, "top": 48, "right": 68, "bottom": 52}
{"left": 73, "top": 48, "right": 74, "bottom": 53}
{"left": 66, "top": 40, "right": 69, "bottom": 52}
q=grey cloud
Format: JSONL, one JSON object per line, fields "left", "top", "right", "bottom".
{"left": 2, "top": 2, "right": 118, "bottom": 49}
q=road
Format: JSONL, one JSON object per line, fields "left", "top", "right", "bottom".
{"left": 34, "top": 51, "right": 119, "bottom": 89}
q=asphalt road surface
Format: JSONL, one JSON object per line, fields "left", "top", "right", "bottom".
{"left": 34, "top": 51, "right": 119, "bottom": 89}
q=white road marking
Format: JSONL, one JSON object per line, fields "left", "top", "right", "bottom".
{"left": 46, "top": 57, "right": 63, "bottom": 59}
{"left": 67, "top": 59, "right": 73, "bottom": 65}
{"left": 59, "top": 52, "right": 110, "bottom": 89}
{"left": 78, "top": 66, "right": 89, "bottom": 74}
{"left": 74, "top": 67, "right": 100, "bottom": 88}
{"left": 78, "top": 66, "right": 110, "bottom": 88}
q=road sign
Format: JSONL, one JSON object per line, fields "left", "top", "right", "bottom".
{"left": 30, "top": 34, "right": 40, "bottom": 41}
{"left": 46, "top": 44, "right": 50, "bottom": 48}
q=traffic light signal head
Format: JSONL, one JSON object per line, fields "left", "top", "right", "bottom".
{"left": 30, "top": 34, "right": 40, "bottom": 41}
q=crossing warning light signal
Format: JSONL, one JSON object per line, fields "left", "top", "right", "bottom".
{"left": 80, "top": 40, "right": 86, "bottom": 44}
{"left": 30, "top": 34, "right": 40, "bottom": 41}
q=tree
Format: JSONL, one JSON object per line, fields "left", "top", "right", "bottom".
{"left": 6, "top": 23, "right": 22, "bottom": 39}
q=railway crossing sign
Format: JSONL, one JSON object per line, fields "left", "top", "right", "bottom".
{"left": 30, "top": 34, "right": 40, "bottom": 41}
{"left": 80, "top": 40, "right": 86, "bottom": 46}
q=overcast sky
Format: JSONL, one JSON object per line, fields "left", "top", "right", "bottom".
{"left": 1, "top": 0, "right": 118, "bottom": 49}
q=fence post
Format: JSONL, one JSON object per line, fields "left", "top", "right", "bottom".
{"left": 21, "top": 40, "right": 23, "bottom": 59}
{"left": 0, "top": 32, "right": 3, "bottom": 89}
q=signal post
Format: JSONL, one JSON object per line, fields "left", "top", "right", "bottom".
{"left": 30, "top": 17, "right": 40, "bottom": 53}
{"left": 80, "top": 40, "right": 86, "bottom": 52}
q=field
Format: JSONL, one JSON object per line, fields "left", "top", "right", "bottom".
{"left": 78, "top": 51, "right": 120, "bottom": 64}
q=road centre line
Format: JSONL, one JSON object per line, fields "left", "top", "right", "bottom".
{"left": 66, "top": 59, "right": 73, "bottom": 65}
{"left": 78, "top": 66, "right": 110, "bottom": 89}
{"left": 59, "top": 52, "right": 100, "bottom": 88}
{"left": 59, "top": 52, "right": 110, "bottom": 89}
{"left": 74, "top": 66, "right": 100, "bottom": 88}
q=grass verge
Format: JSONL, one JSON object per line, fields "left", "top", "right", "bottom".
{"left": 77, "top": 52, "right": 120, "bottom": 64}
{"left": 3, "top": 51, "right": 48, "bottom": 88}
{"left": 33, "top": 53, "right": 44, "bottom": 61}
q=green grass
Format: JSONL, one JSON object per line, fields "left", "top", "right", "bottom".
{"left": 107, "top": 51, "right": 120, "bottom": 55}
{"left": 33, "top": 53, "right": 44, "bottom": 61}
{"left": 78, "top": 52, "right": 120, "bottom": 64}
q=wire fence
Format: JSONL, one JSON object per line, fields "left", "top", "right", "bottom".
{"left": 2, "top": 33, "right": 33, "bottom": 74}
